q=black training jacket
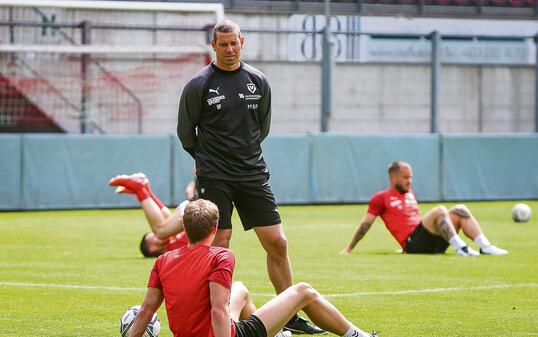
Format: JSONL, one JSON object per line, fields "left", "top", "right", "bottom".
{"left": 177, "top": 62, "right": 271, "bottom": 181}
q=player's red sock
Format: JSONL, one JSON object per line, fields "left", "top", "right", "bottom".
{"left": 109, "top": 174, "right": 150, "bottom": 202}
{"left": 149, "top": 191, "right": 165, "bottom": 209}
{"left": 142, "top": 182, "right": 165, "bottom": 209}
{"left": 133, "top": 186, "right": 150, "bottom": 202}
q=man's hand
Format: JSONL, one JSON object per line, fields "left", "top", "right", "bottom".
{"left": 129, "top": 287, "right": 164, "bottom": 337}
{"left": 339, "top": 247, "right": 352, "bottom": 255}
{"left": 341, "top": 212, "right": 376, "bottom": 255}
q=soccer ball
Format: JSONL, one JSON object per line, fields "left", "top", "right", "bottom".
{"left": 512, "top": 203, "right": 532, "bottom": 223}
{"left": 120, "top": 305, "right": 161, "bottom": 337}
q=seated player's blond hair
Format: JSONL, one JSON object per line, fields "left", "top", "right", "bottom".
{"left": 183, "top": 199, "right": 220, "bottom": 243}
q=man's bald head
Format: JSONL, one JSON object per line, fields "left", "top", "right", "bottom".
{"left": 388, "top": 161, "right": 413, "bottom": 194}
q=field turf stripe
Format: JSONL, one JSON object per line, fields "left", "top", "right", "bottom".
{"left": 1, "top": 281, "right": 537, "bottom": 297}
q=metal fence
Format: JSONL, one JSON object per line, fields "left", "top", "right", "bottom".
{"left": 0, "top": 3, "right": 537, "bottom": 133}
{"left": 155, "top": 0, "right": 538, "bottom": 19}
{"left": 0, "top": 10, "right": 211, "bottom": 133}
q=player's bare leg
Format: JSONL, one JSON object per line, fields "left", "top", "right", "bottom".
{"left": 254, "top": 282, "right": 374, "bottom": 337}
{"left": 229, "top": 281, "right": 257, "bottom": 321}
{"left": 254, "top": 224, "right": 326, "bottom": 334}
{"left": 141, "top": 200, "right": 186, "bottom": 239}
{"left": 110, "top": 175, "right": 157, "bottom": 219}
{"left": 110, "top": 173, "right": 186, "bottom": 239}
{"left": 422, "top": 205, "right": 479, "bottom": 256}
{"left": 449, "top": 204, "right": 481, "bottom": 239}
{"left": 450, "top": 205, "right": 508, "bottom": 255}
{"left": 254, "top": 224, "right": 292, "bottom": 294}
{"left": 213, "top": 228, "right": 232, "bottom": 248}
{"left": 229, "top": 282, "right": 293, "bottom": 337}
{"left": 422, "top": 206, "right": 456, "bottom": 240}
{"left": 140, "top": 198, "right": 169, "bottom": 234}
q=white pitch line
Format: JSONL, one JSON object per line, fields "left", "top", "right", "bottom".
{"left": 1, "top": 281, "right": 537, "bottom": 297}
{"left": 0, "top": 281, "right": 146, "bottom": 292}
{"left": 252, "top": 283, "right": 538, "bottom": 298}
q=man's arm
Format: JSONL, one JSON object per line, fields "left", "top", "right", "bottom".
{"left": 209, "top": 281, "right": 232, "bottom": 337}
{"left": 258, "top": 79, "right": 272, "bottom": 143}
{"left": 128, "top": 287, "right": 164, "bottom": 337}
{"left": 177, "top": 82, "right": 201, "bottom": 158}
{"left": 340, "top": 212, "right": 377, "bottom": 255}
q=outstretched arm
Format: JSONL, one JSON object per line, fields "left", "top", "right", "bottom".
{"left": 340, "top": 212, "right": 376, "bottom": 255}
{"left": 129, "top": 287, "right": 164, "bottom": 337}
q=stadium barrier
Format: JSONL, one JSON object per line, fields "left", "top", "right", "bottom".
{"left": 442, "top": 134, "right": 538, "bottom": 201}
{"left": 0, "top": 134, "right": 22, "bottom": 209}
{"left": 0, "top": 133, "right": 537, "bottom": 210}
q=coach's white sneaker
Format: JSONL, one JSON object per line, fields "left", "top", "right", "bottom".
{"left": 456, "top": 246, "right": 480, "bottom": 256}
{"left": 480, "top": 245, "right": 508, "bottom": 255}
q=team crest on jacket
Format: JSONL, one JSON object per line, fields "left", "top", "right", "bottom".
{"left": 247, "top": 83, "right": 256, "bottom": 93}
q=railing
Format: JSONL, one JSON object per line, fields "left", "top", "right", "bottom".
{"left": 34, "top": 8, "right": 143, "bottom": 134}
{"left": 0, "top": 8, "right": 145, "bottom": 133}
{"left": 1, "top": 6, "right": 536, "bottom": 133}
{"left": 222, "top": 0, "right": 538, "bottom": 18}
{"left": 35, "top": 7, "right": 143, "bottom": 133}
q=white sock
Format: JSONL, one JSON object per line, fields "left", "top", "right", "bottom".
{"left": 474, "top": 233, "right": 491, "bottom": 249}
{"left": 342, "top": 323, "right": 370, "bottom": 337}
{"left": 448, "top": 235, "right": 467, "bottom": 250}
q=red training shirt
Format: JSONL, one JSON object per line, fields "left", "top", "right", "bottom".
{"left": 148, "top": 245, "right": 236, "bottom": 337}
{"left": 164, "top": 231, "right": 189, "bottom": 252}
{"left": 367, "top": 188, "right": 421, "bottom": 249}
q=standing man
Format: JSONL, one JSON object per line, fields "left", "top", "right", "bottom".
{"left": 340, "top": 161, "right": 508, "bottom": 256}
{"left": 177, "top": 20, "right": 324, "bottom": 334}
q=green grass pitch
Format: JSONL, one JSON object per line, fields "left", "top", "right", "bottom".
{"left": 1, "top": 201, "right": 537, "bottom": 336}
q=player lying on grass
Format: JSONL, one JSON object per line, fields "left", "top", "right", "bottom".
{"left": 341, "top": 161, "right": 508, "bottom": 256}
{"left": 109, "top": 173, "right": 195, "bottom": 257}
{"left": 129, "top": 199, "right": 379, "bottom": 337}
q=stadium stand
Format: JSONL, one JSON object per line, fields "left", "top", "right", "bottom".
{"left": 170, "top": 0, "right": 538, "bottom": 19}
{"left": 0, "top": 1, "right": 217, "bottom": 133}
{"left": 0, "top": 74, "right": 64, "bottom": 132}
{"left": 0, "top": 1, "right": 536, "bottom": 134}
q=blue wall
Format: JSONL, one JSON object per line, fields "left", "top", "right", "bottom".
{"left": 442, "top": 134, "right": 538, "bottom": 201}
{"left": 0, "top": 133, "right": 537, "bottom": 210}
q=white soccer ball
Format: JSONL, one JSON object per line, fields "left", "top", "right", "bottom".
{"left": 512, "top": 203, "right": 532, "bottom": 223}
{"left": 120, "top": 305, "right": 161, "bottom": 337}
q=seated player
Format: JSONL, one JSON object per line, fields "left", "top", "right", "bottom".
{"left": 128, "top": 199, "right": 379, "bottom": 337}
{"left": 340, "top": 161, "right": 508, "bottom": 256}
{"left": 109, "top": 172, "right": 195, "bottom": 257}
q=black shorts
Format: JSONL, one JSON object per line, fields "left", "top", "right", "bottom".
{"left": 234, "top": 314, "right": 268, "bottom": 337}
{"left": 197, "top": 176, "right": 282, "bottom": 230}
{"left": 405, "top": 223, "right": 449, "bottom": 254}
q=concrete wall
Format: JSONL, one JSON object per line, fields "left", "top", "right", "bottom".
{"left": 251, "top": 62, "right": 535, "bottom": 134}
{"left": 229, "top": 13, "right": 537, "bottom": 134}
{"left": 0, "top": 7, "right": 535, "bottom": 134}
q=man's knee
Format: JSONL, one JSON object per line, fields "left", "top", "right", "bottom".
{"left": 233, "top": 281, "right": 247, "bottom": 292}
{"left": 293, "top": 282, "right": 316, "bottom": 297}
{"left": 266, "top": 234, "right": 288, "bottom": 257}
{"left": 450, "top": 204, "right": 471, "bottom": 219}
{"left": 232, "top": 281, "right": 250, "bottom": 299}
{"left": 293, "top": 282, "right": 317, "bottom": 302}
{"left": 432, "top": 205, "right": 449, "bottom": 220}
